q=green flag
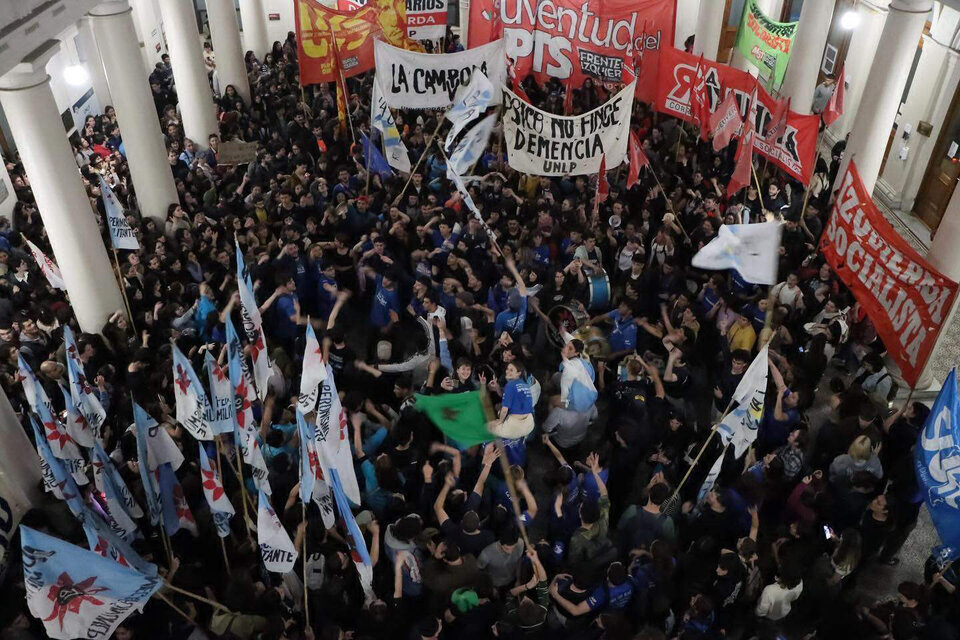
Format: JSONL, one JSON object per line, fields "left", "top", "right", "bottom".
{"left": 735, "top": 0, "right": 798, "bottom": 89}
{"left": 414, "top": 391, "right": 494, "bottom": 446}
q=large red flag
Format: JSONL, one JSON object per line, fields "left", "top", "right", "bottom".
{"left": 728, "top": 125, "right": 755, "bottom": 196}
{"left": 766, "top": 96, "right": 790, "bottom": 143}
{"left": 627, "top": 132, "right": 649, "bottom": 190}
{"left": 823, "top": 67, "right": 845, "bottom": 127}
{"left": 710, "top": 93, "right": 741, "bottom": 152}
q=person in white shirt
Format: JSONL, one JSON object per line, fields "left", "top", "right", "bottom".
{"left": 756, "top": 572, "right": 803, "bottom": 626}
{"left": 772, "top": 273, "right": 804, "bottom": 309}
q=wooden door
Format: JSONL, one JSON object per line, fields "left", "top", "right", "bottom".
{"left": 914, "top": 158, "right": 960, "bottom": 229}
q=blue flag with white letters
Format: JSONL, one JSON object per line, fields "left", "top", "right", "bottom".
{"left": 21, "top": 526, "right": 161, "bottom": 640}
{"left": 916, "top": 368, "right": 960, "bottom": 550}
{"left": 362, "top": 132, "right": 393, "bottom": 179}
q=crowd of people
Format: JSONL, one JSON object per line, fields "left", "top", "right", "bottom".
{"left": 0, "top": 27, "right": 955, "bottom": 640}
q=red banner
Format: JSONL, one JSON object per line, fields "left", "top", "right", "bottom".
{"left": 654, "top": 46, "right": 818, "bottom": 184}
{"left": 470, "top": 0, "right": 674, "bottom": 102}
{"left": 295, "top": 0, "right": 419, "bottom": 85}
{"left": 820, "top": 161, "right": 958, "bottom": 387}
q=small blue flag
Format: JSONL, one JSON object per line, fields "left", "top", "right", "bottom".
{"left": 361, "top": 132, "right": 393, "bottom": 179}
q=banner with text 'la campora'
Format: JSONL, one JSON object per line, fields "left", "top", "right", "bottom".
{"left": 820, "top": 161, "right": 958, "bottom": 387}
{"left": 502, "top": 81, "right": 635, "bottom": 176}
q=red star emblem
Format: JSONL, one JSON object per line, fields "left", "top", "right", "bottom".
{"left": 250, "top": 333, "right": 265, "bottom": 361}
{"left": 212, "top": 364, "right": 228, "bottom": 383}
{"left": 93, "top": 537, "right": 130, "bottom": 568}
{"left": 308, "top": 449, "right": 320, "bottom": 478}
{"left": 44, "top": 573, "right": 107, "bottom": 629}
{"left": 43, "top": 419, "right": 73, "bottom": 450}
{"left": 174, "top": 485, "right": 195, "bottom": 524}
{"left": 174, "top": 366, "right": 191, "bottom": 394}
{"left": 201, "top": 466, "right": 225, "bottom": 502}
{"left": 338, "top": 410, "right": 348, "bottom": 442}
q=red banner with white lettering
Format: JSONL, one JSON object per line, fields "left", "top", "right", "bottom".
{"left": 820, "top": 161, "right": 958, "bottom": 387}
{"left": 469, "top": 0, "right": 674, "bottom": 103}
{"left": 654, "top": 46, "right": 818, "bottom": 184}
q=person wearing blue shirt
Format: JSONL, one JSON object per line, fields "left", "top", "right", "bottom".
{"left": 370, "top": 272, "right": 401, "bottom": 331}
{"left": 493, "top": 257, "right": 529, "bottom": 337}
{"left": 314, "top": 262, "right": 338, "bottom": 321}
{"left": 259, "top": 275, "right": 301, "bottom": 354}
{"left": 424, "top": 217, "right": 460, "bottom": 254}
{"left": 490, "top": 361, "right": 535, "bottom": 440}
{"left": 192, "top": 283, "right": 219, "bottom": 339}
{"left": 589, "top": 301, "right": 637, "bottom": 358}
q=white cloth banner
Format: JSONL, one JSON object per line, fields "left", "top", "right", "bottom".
{"left": 445, "top": 70, "right": 496, "bottom": 150}
{"left": 717, "top": 346, "right": 769, "bottom": 458}
{"left": 24, "top": 238, "right": 65, "bottom": 290}
{"left": 697, "top": 449, "right": 725, "bottom": 504}
{"left": 502, "top": 82, "right": 635, "bottom": 176}
{"left": 371, "top": 81, "right": 412, "bottom": 173}
{"left": 258, "top": 490, "right": 298, "bottom": 573}
{"left": 691, "top": 223, "right": 783, "bottom": 285}
{"left": 99, "top": 177, "right": 139, "bottom": 250}
{"left": 374, "top": 39, "right": 507, "bottom": 110}
{"left": 447, "top": 112, "right": 497, "bottom": 178}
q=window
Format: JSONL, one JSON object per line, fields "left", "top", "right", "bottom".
{"left": 822, "top": 44, "right": 838, "bottom": 75}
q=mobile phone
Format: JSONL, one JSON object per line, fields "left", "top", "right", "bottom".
{"left": 823, "top": 525, "right": 834, "bottom": 539}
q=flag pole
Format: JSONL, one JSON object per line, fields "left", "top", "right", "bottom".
{"left": 155, "top": 591, "right": 199, "bottom": 627}
{"left": 667, "top": 394, "right": 737, "bottom": 500}
{"left": 163, "top": 581, "right": 231, "bottom": 611}
{"left": 495, "top": 441, "right": 531, "bottom": 548}
{"left": 392, "top": 115, "right": 445, "bottom": 207}
{"left": 213, "top": 437, "right": 232, "bottom": 575}
{"left": 752, "top": 164, "right": 768, "bottom": 214}
{"left": 330, "top": 27, "right": 357, "bottom": 146}
{"left": 231, "top": 448, "right": 255, "bottom": 543}
{"left": 110, "top": 249, "right": 137, "bottom": 333}
{"left": 302, "top": 500, "right": 310, "bottom": 628}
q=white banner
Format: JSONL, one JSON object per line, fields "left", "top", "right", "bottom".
{"left": 502, "top": 81, "right": 635, "bottom": 176}
{"left": 445, "top": 70, "right": 496, "bottom": 150}
{"left": 407, "top": 0, "right": 447, "bottom": 40}
{"left": 258, "top": 490, "right": 298, "bottom": 573}
{"left": 374, "top": 38, "right": 507, "bottom": 110}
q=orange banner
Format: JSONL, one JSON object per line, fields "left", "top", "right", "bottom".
{"left": 295, "top": 0, "right": 419, "bottom": 85}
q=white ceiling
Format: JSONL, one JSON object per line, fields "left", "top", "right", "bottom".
{"left": 0, "top": 0, "right": 101, "bottom": 79}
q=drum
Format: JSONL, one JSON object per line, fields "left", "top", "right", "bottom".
{"left": 546, "top": 304, "right": 589, "bottom": 348}
{"left": 588, "top": 273, "right": 611, "bottom": 310}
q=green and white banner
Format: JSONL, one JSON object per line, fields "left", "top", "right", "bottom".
{"left": 735, "top": 0, "right": 798, "bottom": 88}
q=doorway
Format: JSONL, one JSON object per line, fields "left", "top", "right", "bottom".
{"left": 914, "top": 82, "right": 960, "bottom": 230}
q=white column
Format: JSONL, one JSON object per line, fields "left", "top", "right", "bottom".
{"left": 880, "top": 5, "right": 960, "bottom": 211}
{"left": 239, "top": 0, "right": 270, "bottom": 60}
{"left": 460, "top": 0, "right": 470, "bottom": 48}
{"left": 835, "top": 0, "right": 934, "bottom": 196}
{"left": 89, "top": 2, "right": 179, "bottom": 224}
{"left": 156, "top": 0, "right": 219, "bottom": 148}
{"left": 76, "top": 18, "right": 113, "bottom": 107}
{"left": 0, "top": 386, "right": 43, "bottom": 518}
{"left": 693, "top": 0, "right": 726, "bottom": 61}
{"left": 829, "top": 1, "right": 889, "bottom": 140}
{"left": 130, "top": 0, "right": 167, "bottom": 70}
{"left": 206, "top": 0, "right": 251, "bottom": 104}
{"left": 781, "top": 0, "right": 836, "bottom": 113}
{"left": 0, "top": 41, "right": 124, "bottom": 333}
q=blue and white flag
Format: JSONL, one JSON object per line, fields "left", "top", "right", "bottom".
{"left": 21, "top": 526, "right": 161, "bottom": 640}
{"left": 362, "top": 132, "right": 393, "bottom": 179}
{"left": 197, "top": 443, "right": 235, "bottom": 537}
{"left": 89, "top": 441, "right": 140, "bottom": 540}
{"left": 99, "top": 176, "right": 139, "bottom": 250}
{"left": 371, "top": 81, "right": 411, "bottom": 173}
{"left": 63, "top": 326, "right": 107, "bottom": 441}
{"left": 315, "top": 367, "right": 361, "bottom": 506}
{"left": 172, "top": 345, "right": 212, "bottom": 440}
{"left": 916, "top": 368, "right": 960, "bottom": 551}
{"left": 716, "top": 346, "right": 769, "bottom": 458}
{"left": 330, "top": 468, "right": 374, "bottom": 602}
{"left": 691, "top": 222, "right": 782, "bottom": 285}
{"left": 205, "top": 351, "right": 236, "bottom": 435}
{"left": 30, "top": 414, "right": 87, "bottom": 519}
{"left": 81, "top": 506, "right": 157, "bottom": 577}
{"left": 257, "top": 489, "right": 297, "bottom": 573}
{"left": 446, "top": 112, "right": 497, "bottom": 178}
{"left": 132, "top": 401, "right": 162, "bottom": 526}
{"left": 297, "top": 324, "right": 327, "bottom": 414}
{"left": 235, "top": 240, "right": 272, "bottom": 401}
{"left": 297, "top": 409, "right": 334, "bottom": 526}
{"left": 445, "top": 70, "right": 495, "bottom": 151}
{"left": 19, "top": 353, "right": 53, "bottom": 414}
{"left": 33, "top": 386, "right": 87, "bottom": 484}
{"left": 60, "top": 383, "right": 95, "bottom": 448}
{"left": 156, "top": 462, "right": 198, "bottom": 537}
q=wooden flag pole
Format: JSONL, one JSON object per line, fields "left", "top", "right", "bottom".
{"left": 302, "top": 501, "right": 310, "bottom": 628}
{"left": 213, "top": 438, "right": 232, "bottom": 575}
{"left": 392, "top": 116, "right": 445, "bottom": 207}
{"left": 163, "top": 582, "right": 231, "bottom": 612}
{"left": 495, "top": 441, "right": 531, "bottom": 548}
{"left": 155, "top": 592, "right": 199, "bottom": 627}
{"left": 110, "top": 249, "right": 137, "bottom": 333}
